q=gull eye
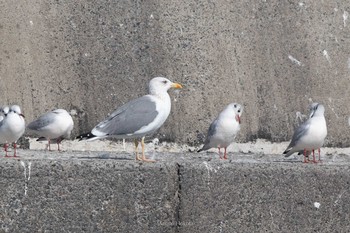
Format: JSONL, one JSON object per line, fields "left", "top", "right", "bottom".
{"left": 234, "top": 104, "right": 237, "bottom": 108}
{"left": 162, "top": 80, "right": 168, "bottom": 84}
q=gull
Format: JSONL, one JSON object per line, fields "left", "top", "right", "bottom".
{"left": 27, "top": 109, "right": 74, "bottom": 151}
{"left": 198, "top": 103, "right": 243, "bottom": 159}
{"left": 0, "top": 105, "right": 25, "bottom": 157}
{"left": 77, "top": 77, "right": 182, "bottom": 162}
{"left": 283, "top": 103, "right": 327, "bottom": 163}
{"left": 296, "top": 102, "right": 320, "bottom": 160}
{"left": 0, "top": 105, "right": 9, "bottom": 122}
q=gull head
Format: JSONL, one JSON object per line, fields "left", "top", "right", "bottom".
{"left": 149, "top": 77, "right": 182, "bottom": 95}
{"left": 0, "top": 106, "right": 9, "bottom": 116}
{"left": 225, "top": 103, "right": 243, "bottom": 124}
{"left": 9, "top": 105, "right": 25, "bottom": 118}
{"left": 310, "top": 103, "right": 325, "bottom": 118}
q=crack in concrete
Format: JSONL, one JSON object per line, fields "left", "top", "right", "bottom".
{"left": 175, "top": 162, "right": 182, "bottom": 232}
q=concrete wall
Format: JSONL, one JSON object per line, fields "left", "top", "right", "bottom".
{"left": 1, "top": 152, "right": 350, "bottom": 232}
{"left": 1, "top": 0, "right": 350, "bottom": 146}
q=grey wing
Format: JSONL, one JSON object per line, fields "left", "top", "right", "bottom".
{"left": 287, "top": 120, "right": 311, "bottom": 149}
{"left": 28, "top": 112, "right": 56, "bottom": 130}
{"left": 93, "top": 96, "right": 158, "bottom": 136}
{"left": 200, "top": 118, "right": 219, "bottom": 151}
{"left": 206, "top": 118, "right": 218, "bottom": 141}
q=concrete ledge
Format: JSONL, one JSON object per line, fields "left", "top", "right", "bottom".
{"left": 1, "top": 150, "right": 350, "bottom": 232}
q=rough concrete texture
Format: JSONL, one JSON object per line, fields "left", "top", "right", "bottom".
{"left": 0, "top": 152, "right": 179, "bottom": 233}
{"left": 1, "top": 150, "right": 350, "bottom": 232}
{"left": 1, "top": 1, "right": 350, "bottom": 146}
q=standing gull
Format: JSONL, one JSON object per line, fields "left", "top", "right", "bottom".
{"left": 0, "top": 105, "right": 25, "bottom": 157}
{"left": 198, "top": 103, "right": 243, "bottom": 159}
{"left": 296, "top": 102, "right": 319, "bottom": 161}
{"left": 77, "top": 77, "right": 182, "bottom": 162}
{"left": 27, "top": 109, "right": 74, "bottom": 151}
{"left": 283, "top": 103, "right": 327, "bottom": 163}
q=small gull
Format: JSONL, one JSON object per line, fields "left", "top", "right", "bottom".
{"left": 198, "top": 103, "right": 243, "bottom": 159}
{"left": 0, "top": 106, "right": 9, "bottom": 155}
{"left": 0, "top": 105, "right": 9, "bottom": 123}
{"left": 27, "top": 109, "right": 74, "bottom": 151}
{"left": 295, "top": 102, "right": 320, "bottom": 160}
{"left": 0, "top": 105, "right": 25, "bottom": 157}
{"left": 77, "top": 77, "right": 182, "bottom": 162}
{"left": 283, "top": 103, "right": 327, "bottom": 163}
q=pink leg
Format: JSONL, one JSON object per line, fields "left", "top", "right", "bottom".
{"left": 218, "top": 147, "right": 222, "bottom": 159}
{"left": 57, "top": 138, "right": 62, "bottom": 151}
{"left": 48, "top": 138, "right": 51, "bottom": 151}
{"left": 318, "top": 148, "right": 321, "bottom": 162}
{"left": 223, "top": 147, "right": 228, "bottom": 160}
{"left": 4, "top": 143, "right": 9, "bottom": 157}
{"left": 312, "top": 149, "right": 317, "bottom": 163}
{"left": 13, "top": 142, "right": 18, "bottom": 157}
{"left": 303, "top": 149, "right": 308, "bottom": 163}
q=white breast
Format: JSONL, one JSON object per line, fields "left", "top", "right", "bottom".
{"left": 134, "top": 93, "right": 171, "bottom": 136}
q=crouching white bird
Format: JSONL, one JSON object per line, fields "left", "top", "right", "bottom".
{"left": 0, "top": 105, "right": 25, "bottom": 157}
{"left": 198, "top": 103, "right": 243, "bottom": 160}
{"left": 27, "top": 109, "right": 74, "bottom": 151}
{"left": 76, "top": 77, "right": 183, "bottom": 162}
{"left": 283, "top": 103, "right": 327, "bottom": 163}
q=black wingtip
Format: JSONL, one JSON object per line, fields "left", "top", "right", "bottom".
{"left": 76, "top": 132, "right": 96, "bottom": 141}
{"left": 36, "top": 137, "right": 47, "bottom": 142}
{"left": 283, "top": 150, "right": 289, "bottom": 157}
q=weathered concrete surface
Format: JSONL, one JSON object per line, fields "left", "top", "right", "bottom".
{"left": 1, "top": 1, "right": 350, "bottom": 146}
{"left": 0, "top": 153, "right": 179, "bottom": 233}
{"left": 1, "top": 150, "right": 350, "bottom": 232}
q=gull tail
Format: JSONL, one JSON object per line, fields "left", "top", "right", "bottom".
{"left": 36, "top": 137, "right": 48, "bottom": 142}
{"left": 283, "top": 148, "right": 293, "bottom": 157}
{"left": 76, "top": 132, "right": 98, "bottom": 141}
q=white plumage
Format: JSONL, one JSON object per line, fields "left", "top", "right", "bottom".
{"left": 198, "top": 103, "right": 243, "bottom": 159}
{"left": 77, "top": 77, "right": 182, "bottom": 162}
{"left": 27, "top": 109, "right": 74, "bottom": 151}
{"left": 0, "top": 105, "right": 25, "bottom": 157}
{"left": 283, "top": 103, "right": 327, "bottom": 163}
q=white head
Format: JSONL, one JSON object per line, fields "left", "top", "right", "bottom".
{"left": 310, "top": 103, "right": 325, "bottom": 118}
{"left": 308, "top": 102, "right": 319, "bottom": 118}
{"left": 149, "top": 77, "right": 182, "bottom": 95}
{"left": 223, "top": 103, "right": 243, "bottom": 124}
{"left": 0, "top": 106, "right": 9, "bottom": 116}
{"left": 9, "top": 105, "right": 24, "bottom": 118}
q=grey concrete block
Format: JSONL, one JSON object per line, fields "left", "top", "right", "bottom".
{"left": 0, "top": 158, "right": 179, "bottom": 232}
{"left": 178, "top": 162, "right": 350, "bottom": 232}
{"left": 1, "top": 150, "right": 350, "bottom": 232}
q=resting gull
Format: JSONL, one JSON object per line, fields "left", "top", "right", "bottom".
{"left": 0, "top": 105, "right": 25, "bottom": 157}
{"left": 27, "top": 109, "right": 74, "bottom": 151}
{"left": 198, "top": 103, "right": 243, "bottom": 159}
{"left": 283, "top": 103, "right": 327, "bottom": 163}
{"left": 77, "top": 77, "right": 182, "bottom": 162}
